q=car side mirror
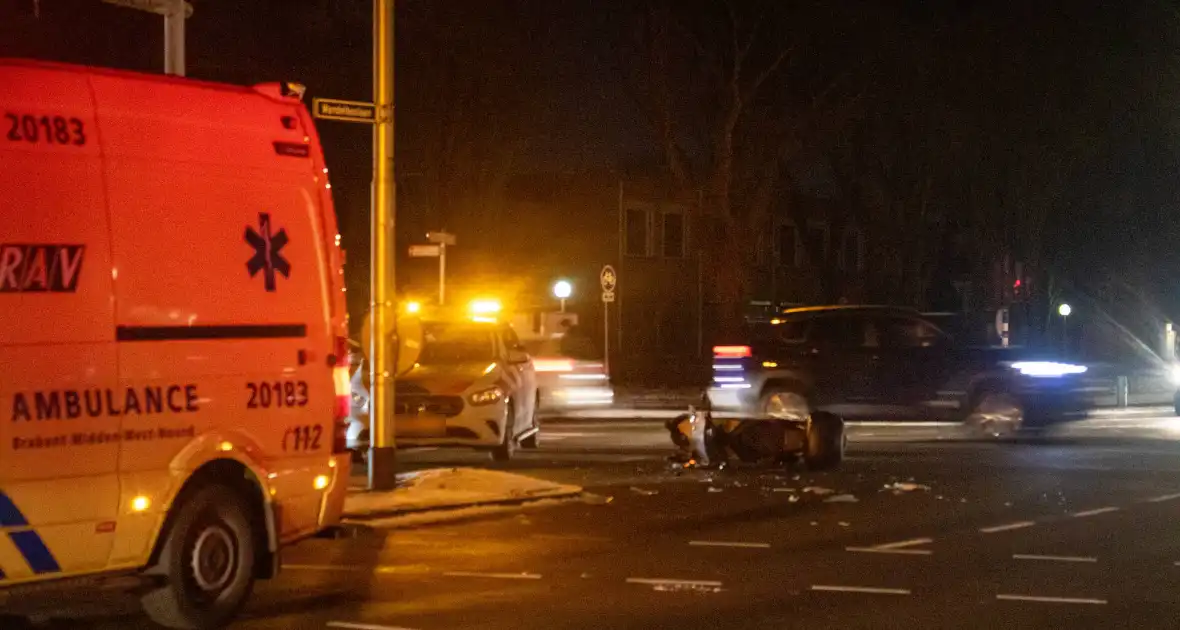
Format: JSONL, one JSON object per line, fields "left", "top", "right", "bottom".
{"left": 507, "top": 349, "right": 530, "bottom": 365}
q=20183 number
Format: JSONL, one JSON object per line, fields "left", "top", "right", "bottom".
{"left": 5, "top": 113, "right": 86, "bottom": 146}
{"left": 247, "top": 381, "right": 309, "bottom": 409}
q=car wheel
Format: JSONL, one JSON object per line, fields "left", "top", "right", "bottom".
{"left": 492, "top": 401, "right": 517, "bottom": 461}
{"left": 760, "top": 387, "right": 809, "bottom": 421}
{"left": 967, "top": 391, "right": 1024, "bottom": 438}
{"left": 803, "top": 411, "right": 845, "bottom": 470}
{"left": 521, "top": 395, "right": 540, "bottom": 449}
{"left": 141, "top": 484, "right": 256, "bottom": 629}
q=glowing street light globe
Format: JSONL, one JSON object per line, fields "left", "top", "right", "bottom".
{"left": 1058, "top": 303, "right": 1072, "bottom": 317}
{"left": 553, "top": 280, "right": 573, "bottom": 299}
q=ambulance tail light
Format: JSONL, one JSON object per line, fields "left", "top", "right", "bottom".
{"left": 332, "top": 335, "right": 351, "bottom": 454}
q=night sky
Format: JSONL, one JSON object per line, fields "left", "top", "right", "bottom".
{"left": 5, "top": 0, "right": 1180, "bottom": 331}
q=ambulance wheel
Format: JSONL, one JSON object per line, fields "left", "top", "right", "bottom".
{"left": 141, "top": 484, "right": 256, "bottom": 629}
{"left": 492, "top": 401, "right": 517, "bottom": 461}
{"left": 803, "top": 412, "right": 846, "bottom": 471}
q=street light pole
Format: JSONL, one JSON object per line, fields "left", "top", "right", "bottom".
{"left": 368, "top": 0, "right": 397, "bottom": 491}
{"left": 164, "top": 0, "right": 185, "bottom": 76}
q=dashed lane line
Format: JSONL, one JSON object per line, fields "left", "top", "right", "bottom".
{"left": 996, "top": 594, "right": 1107, "bottom": 605}
{"left": 442, "top": 571, "right": 543, "bottom": 580}
{"left": 845, "top": 547, "right": 931, "bottom": 555}
{"left": 1012, "top": 554, "right": 1098, "bottom": 563}
{"left": 978, "top": 521, "right": 1037, "bottom": 534}
{"left": 1145, "top": 492, "right": 1180, "bottom": 503}
{"left": 689, "top": 541, "right": 772, "bottom": 549}
{"left": 1071, "top": 506, "right": 1120, "bottom": 518}
{"left": 627, "top": 578, "right": 724, "bottom": 588}
{"left": 328, "top": 623, "right": 419, "bottom": 630}
{"left": 873, "top": 537, "right": 933, "bottom": 549}
{"left": 810, "top": 585, "right": 911, "bottom": 595}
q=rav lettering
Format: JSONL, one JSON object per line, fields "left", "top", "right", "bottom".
{"left": 0, "top": 245, "right": 85, "bottom": 293}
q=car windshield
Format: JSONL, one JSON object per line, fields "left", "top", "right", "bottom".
{"left": 418, "top": 323, "right": 496, "bottom": 364}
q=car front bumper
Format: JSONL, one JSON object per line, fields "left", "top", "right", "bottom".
{"left": 395, "top": 398, "right": 506, "bottom": 447}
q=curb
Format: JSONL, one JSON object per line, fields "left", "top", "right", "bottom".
{"left": 341, "top": 487, "right": 584, "bottom": 523}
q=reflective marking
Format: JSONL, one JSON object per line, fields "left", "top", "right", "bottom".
{"left": 996, "top": 594, "right": 1106, "bottom": 605}
{"left": 810, "top": 585, "right": 910, "bottom": 595}
{"left": 846, "top": 547, "right": 931, "bottom": 556}
{"left": 328, "top": 623, "right": 420, "bottom": 630}
{"left": 627, "top": 577, "right": 723, "bottom": 587}
{"left": 979, "top": 520, "right": 1036, "bottom": 533}
{"left": 9, "top": 531, "right": 60, "bottom": 574}
{"left": 689, "top": 541, "right": 771, "bottom": 549}
{"left": 1146, "top": 492, "right": 1180, "bottom": 503}
{"left": 1013, "top": 554, "right": 1097, "bottom": 563}
{"left": 0, "top": 493, "right": 29, "bottom": 527}
{"left": 1071, "top": 507, "right": 1119, "bottom": 518}
{"left": 442, "top": 571, "right": 541, "bottom": 580}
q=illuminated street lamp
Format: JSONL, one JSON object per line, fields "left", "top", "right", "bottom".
{"left": 553, "top": 279, "right": 573, "bottom": 312}
{"left": 1058, "top": 303, "right": 1072, "bottom": 317}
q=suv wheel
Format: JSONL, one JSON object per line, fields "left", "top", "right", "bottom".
{"left": 760, "top": 388, "right": 809, "bottom": 421}
{"left": 967, "top": 391, "right": 1023, "bottom": 437}
{"left": 492, "top": 401, "right": 517, "bottom": 461}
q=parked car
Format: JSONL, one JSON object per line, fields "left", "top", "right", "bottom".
{"left": 707, "top": 305, "right": 1089, "bottom": 435}
{"left": 347, "top": 318, "right": 539, "bottom": 460}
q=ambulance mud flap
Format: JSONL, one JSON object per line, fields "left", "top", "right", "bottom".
{"left": 516, "top": 426, "right": 539, "bottom": 444}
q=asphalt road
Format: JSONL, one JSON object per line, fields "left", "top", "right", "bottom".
{"left": 33, "top": 409, "right": 1180, "bottom": 629}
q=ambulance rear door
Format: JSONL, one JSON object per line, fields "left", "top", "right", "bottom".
{"left": 0, "top": 61, "right": 120, "bottom": 582}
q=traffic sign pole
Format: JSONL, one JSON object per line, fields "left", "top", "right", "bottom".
{"left": 600, "top": 265, "right": 617, "bottom": 379}
{"left": 368, "top": 0, "right": 397, "bottom": 491}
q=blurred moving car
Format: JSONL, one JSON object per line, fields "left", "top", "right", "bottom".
{"left": 708, "top": 305, "right": 1089, "bottom": 435}
{"left": 519, "top": 316, "right": 614, "bottom": 412}
{"left": 347, "top": 315, "right": 539, "bottom": 460}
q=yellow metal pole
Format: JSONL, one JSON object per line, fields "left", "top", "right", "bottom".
{"left": 368, "top": 0, "right": 397, "bottom": 490}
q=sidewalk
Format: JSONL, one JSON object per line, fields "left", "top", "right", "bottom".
{"left": 343, "top": 468, "right": 583, "bottom": 527}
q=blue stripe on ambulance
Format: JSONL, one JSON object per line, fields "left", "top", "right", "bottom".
{"left": 0, "top": 491, "right": 62, "bottom": 576}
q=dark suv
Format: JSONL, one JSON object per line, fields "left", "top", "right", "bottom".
{"left": 707, "top": 306, "right": 1089, "bottom": 434}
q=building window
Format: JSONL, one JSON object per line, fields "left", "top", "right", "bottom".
{"left": 662, "top": 212, "right": 685, "bottom": 258}
{"left": 776, "top": 223, "right": 799, "bottom": 268}
{"left": 840, "top": 227, "right": 864, "bottom": 271}
{"left": 805, "top": 221, "right": 829, "bottom": 264}
{"left": 624, "top": 208, "right": 649, "bottom": 257}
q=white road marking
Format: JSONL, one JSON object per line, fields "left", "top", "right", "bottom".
{"left": 845, "top": 547, "right": 931, "bottom": 555}
{"left": 873, "top": 537, "right": 933, "bottom": 550}
{"left": 1012, "top": 554, "right": 1098, "bottom": 563}
{"left": 996, "top": 594, "right": 1107, "bottom": 605}
{"left": 627, "top": 577, "right": 724, "bottom": 587}
{"left": 689, "top": 541, "right": 771, "bottom": 549}
{"left": 328, "top": 623, "right": 419, "bottom": 630}
{"left": 1071, "top": 506, "right": 1120, "bottom": 518}
{"left": 1146, "top": 492, "right": 1180, "bottom": 503}
{"left": 810, "top": 585, "right": 911, "bottom": 595}
{"left": 979, "top": 520, "right": 1036, "bottom": 533}
{"left": 442, "top": 571, "right": 542, "bottom": 580}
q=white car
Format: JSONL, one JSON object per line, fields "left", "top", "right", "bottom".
{"left": 348, "top": 320, "right": 539, "bottom": 460}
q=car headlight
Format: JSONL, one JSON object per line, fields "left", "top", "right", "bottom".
{"left": 468, "top": 387, "right": 504, "bottom": 406}
{"left": 1011, "top": 361, "right": 1087, "bottom": 377}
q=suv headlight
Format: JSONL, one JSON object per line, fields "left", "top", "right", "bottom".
{"left": 468, "top": 387, "right": 504, "bottom": 406}
{"left": 1010, "top": 361, "right": 1087, "bottom": 377}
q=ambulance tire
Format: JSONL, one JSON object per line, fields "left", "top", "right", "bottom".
{"left": 141, "top": 484, "right": 256, "bottom": 629}
{"left": 492, "top": 401, "right": 517, "bottom": 461}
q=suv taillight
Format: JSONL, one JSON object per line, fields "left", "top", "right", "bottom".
{"left": 332, "top": 336, "right": 350, "bottom": 453}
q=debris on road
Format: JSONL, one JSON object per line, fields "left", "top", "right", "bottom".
{"left": 803, "top": 486, "right": 837, "bottom": 496}
{"left": 882, "top": 482, "right": 931, "bottom": 493}
{"left": 824, "top": 494, "right": 859, "bottom": 503}
{"left": 630, "top": 486, "right": 659, "bottom": 496}
{"left": 838, "top": 521, "right": 851, "bottom": 527}
{"left": 708, "top": 487, "right": 724, "bottom": 493}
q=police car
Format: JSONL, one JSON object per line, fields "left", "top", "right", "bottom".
{"left": 1, "top": 60, "right": 350, "bottom": 627}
